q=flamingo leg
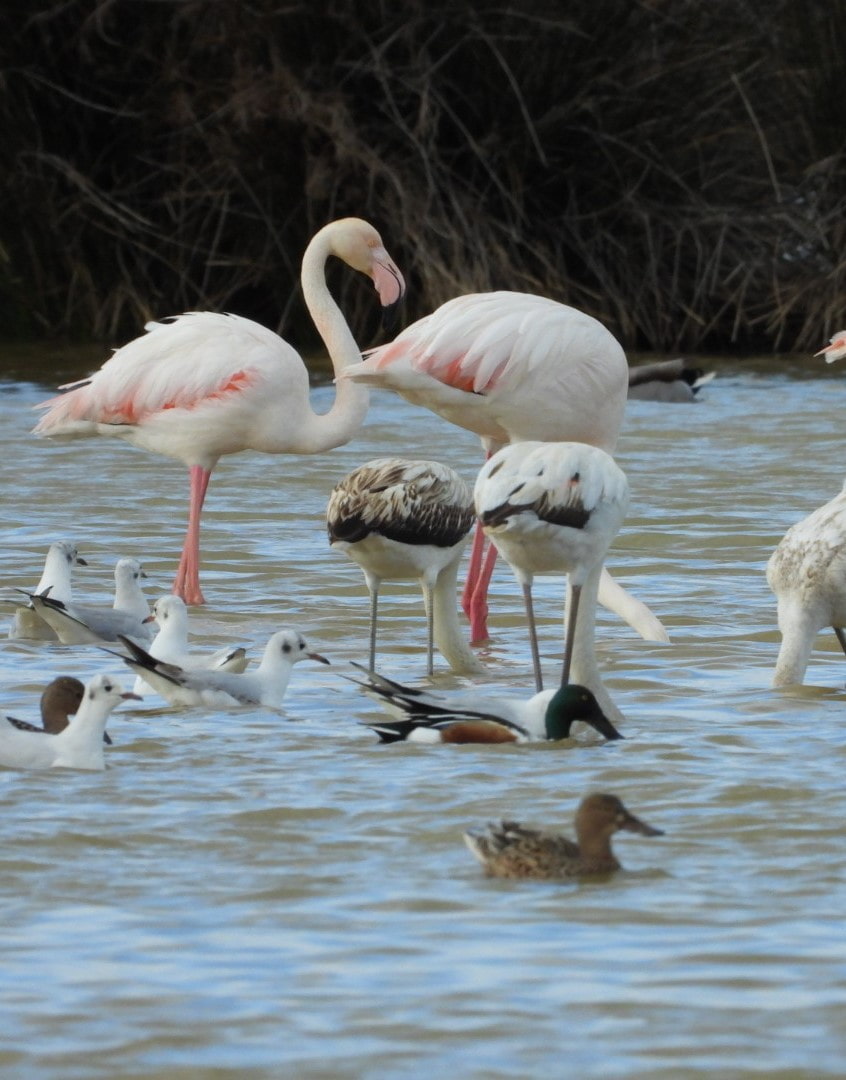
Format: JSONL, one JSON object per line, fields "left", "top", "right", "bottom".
{"left": 368, "top": 586, "right": 380, "bottom": 673}
{"left": 423, "top": 580, "right": 435, "bottom": 677}
{"left": 173, "top": 465, "right": 211, "bottom": 606}
{"left": 461, "top": 523, "right": 487, "bottom": 618}
{"left": 521, "top": 580, "right": 543, "bottom": 693}
{"left": 561, "top": 582, "right": 582, "bottom": 686}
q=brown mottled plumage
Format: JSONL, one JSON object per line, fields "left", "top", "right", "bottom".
{"left": 464, "top": 793, "right": 663, "bottom": 879}
{"left": 327, "top": 458, "right": 480, "bottom": 675}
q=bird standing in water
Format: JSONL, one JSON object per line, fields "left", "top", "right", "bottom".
{"left": 327, "top": 458, "right": 481, "bottom": 675}
{"left": 33, "top": 218, "right": 405, "bottom": 605}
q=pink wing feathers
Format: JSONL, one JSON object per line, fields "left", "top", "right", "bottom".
{"left": 33, "top": 313, "right": 295, "bottom": 434}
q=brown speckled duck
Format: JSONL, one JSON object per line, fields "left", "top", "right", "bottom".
{"left": 464, "top": 793, "right": 663, "bottom": 879}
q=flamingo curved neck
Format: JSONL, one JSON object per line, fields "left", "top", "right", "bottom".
{"left": 425, "top": 558, "right": 486, "bottom": 675}
{"left": 567, "top": 562, "right": 625, "bottom": 725}
{"left": 293, "top": 229, "right": 370, "bottom": 453}
{"left": 772, "top": 601, "right": 818, "bottom": 687}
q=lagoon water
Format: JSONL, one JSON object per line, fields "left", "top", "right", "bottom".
{"left": 1, "top": 351, "right": 845, "bottom": 1078}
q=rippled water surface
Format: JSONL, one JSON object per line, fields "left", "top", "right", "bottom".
{"left": 1, "top": 352, "right": 845, "bottom": 1078}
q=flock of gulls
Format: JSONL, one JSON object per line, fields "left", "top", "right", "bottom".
{"left": 5, "top": 216, "right": 844, "bottom": 880}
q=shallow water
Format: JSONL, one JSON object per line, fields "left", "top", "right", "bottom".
{"left": 1, "top": 352, "right": 845, "bottom": 1078}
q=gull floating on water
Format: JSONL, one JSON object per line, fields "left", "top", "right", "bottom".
{"left": 111, "top": 629, "right": 329, "bottom": 708}
{"left": 132, "top": 595, "right": 248, "bottom": 694}
{"left": 24, "top": 557, "right": 153, "bottom": 645}
{"left": 464, "top": 793, "right": 664, "bottom": 879}
{"left": 4, "top": 675, "right": 114, "bottom": 744}
{"left": 0, "top": 674, "right": 139, "bottom": 770}
{"left": 8, "top": 541, "right": 88, "bottom": 640}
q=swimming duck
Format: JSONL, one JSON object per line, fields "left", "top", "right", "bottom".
{"left": 627, "top": 358, "right": 716, "bottom": 402}
{"left": 464, "top": 793, "right": 663, "bottom": 878}
{"left": 351, "top": 665, "right": 623, "bottom": 743}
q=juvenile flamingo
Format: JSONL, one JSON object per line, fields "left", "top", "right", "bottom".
{"left": 767, "top": 480, "right": 846, "bottom": 686}
{"left": 33, "top": 218, "right": 405, "bottom": 605}
{"left": 326, "top": 457, "right": 482, "bottom": 675}
{"left": 474, "top": 441, "right": 629, "bottom": 719}
{"left": 340, "top": 291, "right": 663, "bottom": 645}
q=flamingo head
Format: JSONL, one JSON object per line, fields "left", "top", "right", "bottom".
{"left": 327, "top": 218, "right": 406, "bottom": 330}
{"left": 814, "top": 331, "right": 846, "bottom": 364}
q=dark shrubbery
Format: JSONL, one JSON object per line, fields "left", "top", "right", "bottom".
{"left": 2, "top": 0, "right": 845, "bottom": 352}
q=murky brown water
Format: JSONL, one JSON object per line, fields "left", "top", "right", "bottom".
{"left": 1, "top": 351, "right": 845, "bottom": 1078}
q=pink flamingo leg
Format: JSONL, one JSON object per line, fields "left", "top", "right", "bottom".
{"left": 466, "top": 538, "right": 498, "bottom": 644}
{"left": 173, "top": 465, "right": 211, "bottom": 605}
{"left": 461, "top": 521, "right": 487, "bottom": 619}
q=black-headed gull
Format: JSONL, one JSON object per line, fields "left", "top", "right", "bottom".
{"left": 8, "top": 541, "right": 87, "bottom": 640}
{"left": 132, "top": 595, "right": 248, "bottom": 693}
{"left": 0, "top": 674, "right": 139, "bottom": 770}
{"left": 25, "top": 557, "right": 153, "bottom": 644}
{"left": 4, "top": 676, "right": 113, "bottom": 745}
{"left": 351, "top": 665, "right": 622, "bottom": 744}
{"left": 112, "top": 630, "right": 329, "bottom": 708}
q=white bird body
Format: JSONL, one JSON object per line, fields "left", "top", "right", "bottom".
{"left": 338, "top": 291, "right": 662, "bottom": 647}
{"left": 33, "top": 218, "right": 406, "bottom": 605}
{"left": 327, "top": 458, "right": 481, "bottom": 675}
{"left": 9, "top": 541, "right": 87, "bottom": 640}
{"left": 767, "top": 481, "right": 846, "bottom": 686}
{"left": 475, "top": 441, "right": 629, "bottom": 718}
{"left": 132, "top": 595, "right": 247, "bottom": 694}
{"left": 0, "top": 675, "right": 138, "bottom": 770}
{"left": 26, "top": 557, "right": 152, "bottom": 645}
{"left": 342, "top": 292, "right": 628, "bottom": 453}
{"left": 114, "top": 629, "right": 329, "bottom": 708}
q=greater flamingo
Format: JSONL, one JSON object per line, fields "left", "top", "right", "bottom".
{"left": 340, "top": 291, "right": 663, "bottom": 645}
{"left": 463, "top": 794, "right": 663, "bottom": 879}
{"left": 0, "top": 675, "right": 139, "bottom": 771}
{"left": 816, "top": 331, "right": 846, "bottom": 363}
{"left": 326, "top": 457, "right": 482, "bottom": 675}
{"left": 767, "top": 480, "right": 846, "bottom": 686}
{"left": 352, "top": 667, "right": 622, "bottom": 743}
{"left": 112, "top": 630, "right": 329, "bottom": 708}
{"left": 474, "top": 441, "right": 629, "bottom": 720}
{"left": 33, "top": 218, "right": 405, "bottom": 605}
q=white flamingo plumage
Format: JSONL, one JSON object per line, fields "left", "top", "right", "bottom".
{"left": 767, "top": 480, "right": 846, "bottom": 686}
{"left": 474, "top": 441, "right": 629, "bottom": 723}
{"left": 815, "top": 331, "right": 846, "bottom": 363}
{"left": 340, "top": 291, "right": 661, "bottom": 646}
{"left": 33, "top": 218, "right": 405, "bottom": 606}
{"left": 326, "top": 458, "right": 482, "bottom": 676}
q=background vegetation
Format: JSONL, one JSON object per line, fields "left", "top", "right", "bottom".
{"left": 2, "top": 0, "right": 845, "bottom": 354}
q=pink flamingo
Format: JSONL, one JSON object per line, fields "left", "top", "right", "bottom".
{"left": 33, "top": 218, "right": 405, "bottom": 605}
{"left": 340, "top": 291, "right": 662, "bottom": 644}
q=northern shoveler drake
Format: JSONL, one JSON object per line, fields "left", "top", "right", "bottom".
{"left": 351, "top": 665, "right": 623, "bottom": 744}
{"left": 464, "top": 793, "right": 663, "bottom": 878}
